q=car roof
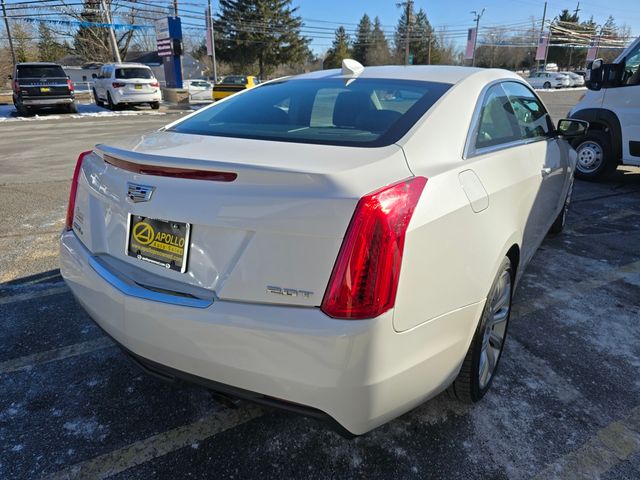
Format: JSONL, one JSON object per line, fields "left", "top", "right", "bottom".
{"left": 103, "top": 63, "right": 151, "bottom": 68}
{"left": 16, "top": 62, "right": 62, "bottom": 67}
{"left": 291, "top": 65, "right": 519, "bottom": 86}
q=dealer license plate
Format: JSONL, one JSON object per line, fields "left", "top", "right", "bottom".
{"left": 40, "top": 87, "right": 50, "bottom": 92}
{"left": 127, "top": 215, "right": 190, "bottom": 272}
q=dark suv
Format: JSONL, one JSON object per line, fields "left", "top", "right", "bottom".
{"left": 11, "top": 62, "right": 77, "bottom": 115}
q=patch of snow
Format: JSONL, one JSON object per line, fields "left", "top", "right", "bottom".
{"left": 63, "top": 417, "right": 109, "bottom": 441}
{"left": 0, "top": 103, "right": 167, "bottom": 122}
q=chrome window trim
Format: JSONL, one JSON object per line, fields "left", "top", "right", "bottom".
{"left": 88, "top": 255, "right": 213, "bottom": 309}
{"left": 463, "top": 79, "right": 552, "bottom": 159}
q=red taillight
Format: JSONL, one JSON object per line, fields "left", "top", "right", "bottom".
{"left": 65, "top": 151, "right": 93, "bottom": 231}
{"left": 150, "top": 81, "right": 160, "bottom": 88}
{"left": 67, "top": 79, "right": 74, "bottom": 91}
{"left": 112, "top": 82, "right": 125, "bottom": 88}
{"left": 321, "top": 176, "right": 427, "bottom": 320}
{"left": 12, "top": 80, "right": 20, "bottom": 93}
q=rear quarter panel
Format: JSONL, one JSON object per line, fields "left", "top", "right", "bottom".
{"left": 393, "top": 71, "right": 527, "bottom": 333}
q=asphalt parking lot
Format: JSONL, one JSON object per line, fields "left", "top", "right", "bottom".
{"left": 1, "top": 90, "right": 639, "bottom": 479}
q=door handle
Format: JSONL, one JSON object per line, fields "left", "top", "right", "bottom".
{"left": 541, "top": 167, "right": 552, "bottom": 177}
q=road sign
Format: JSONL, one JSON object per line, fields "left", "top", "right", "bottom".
{"left": 157, "top": 38, "right": 172, "bottom": 57}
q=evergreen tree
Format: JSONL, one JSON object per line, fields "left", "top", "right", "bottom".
{"left": 216, "top": 0, "right": 310, "bottom": 78}
{"left": 324, "top": 26, "right": 351, "bottom": 68}
{"left": 366, "top": 17, "right": 391, "bottom": 66}
{"left": 352, "top": 14, "right": 372, "bottom": 64}
{"left": 394, "top": 7, "right": 440, "bottom": 64}
{"left": 38, "top": 23, "right": 68, "bottom": 62}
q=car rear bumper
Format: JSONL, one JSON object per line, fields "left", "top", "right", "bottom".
{"left": 19, "top": 96, "right": 74, "bottom": 106}
{"left": 60, "top": 230, "right": 482, "bottom": 435}
{"left": 213, "top": 90, "right": 242, "bottom": 100}
{"left": 111, "top": 91, "right": 161, "bottom": 104}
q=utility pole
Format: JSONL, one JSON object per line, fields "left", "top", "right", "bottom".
{"left": 543, "top": 17, "right": 554, "bottom": 69}
{"left": 173, "top": 0, "right": 179, "bottom": 16}
{"left": 207, "top": 0, "right": 217, "bottom": 83}
{"left": 537, "top": 1, "right": 547, "bottom": 71}
{"left": 404, "top": 0, "right": 413, "bottom": 65}
{"left": 573, "top": 2, "right": 581, "bottom": 19}
{"left": 100, "top": 0, "right": 122, "bottom": 63}
{"left": 427, "top": 37, "right": 432, "bottom": 65}
{"left": 471, "top": 8, "right": 485, "bottom": 67}
{"left": 1, "top": 0, "right": 16, "bottom": 65}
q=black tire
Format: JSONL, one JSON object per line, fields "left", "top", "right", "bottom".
{"left": 449, "top": 257, "right": 513, "bottom": 403}
{"left": 150, "top": 101, "right": 160, "bottom": 110}
{"left": 93, "top": 89, "right": 104, "bottom": 107}
{"left": 107, "top": 92, "right": 116, "bottom": 110}
{"left": 572, "top": 130, "right": 616, "bottom": 181}
{"left": 67, "top": 102, "right": 78, "bottom": 114}
{"left": 14, "top": 102, "right": 27, "bottom": 117}
{"left": 543, "top": 81, "right": 551, "bottom": 89}
{"left": 549, "top": 179, "right": 574, "bottom": 235}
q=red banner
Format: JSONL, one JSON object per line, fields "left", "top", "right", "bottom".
{"left": 586, "top": 36, "right": 599, "bottom": 61}
{"left": 535, "top": 33, "right": 549, "bottom": 61}
{"left": 465, "top": 28, "right": 477, "bottom": 60}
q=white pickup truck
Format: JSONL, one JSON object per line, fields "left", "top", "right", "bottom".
{"left": 569, "top": 36, "right": 640, "bottom": 179}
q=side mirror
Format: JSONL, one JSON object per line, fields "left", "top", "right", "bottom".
{"left": 585, "top": 59, "right": 603, "bottom": 91}
{"left": 557, "top": 119, "right": 589, "bottom": 138}
{"left": 91, "top": 73, "right": 98, "bottom": 79}
{"left": 7, "top": 74, "right": 12, "bottom": 80}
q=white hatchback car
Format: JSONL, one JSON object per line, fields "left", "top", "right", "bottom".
{"left": 61, "top": 62, "right": 586, "bottom": 435}
{"left": 92, "top": 63, "right": 161, "bottom": 110}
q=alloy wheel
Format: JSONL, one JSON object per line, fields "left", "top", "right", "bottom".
{"left": 479, "top": 269, "right": 511, "bottom": 390}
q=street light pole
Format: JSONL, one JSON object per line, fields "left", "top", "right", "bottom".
{"left": 471, "top": 8, "right": 485, "bottom": 67}
{"left": 1, "top": 0, "right": 16, "bottom": 65}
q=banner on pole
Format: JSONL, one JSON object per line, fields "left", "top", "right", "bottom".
{"left": 586, "top": 36, "right": 599, "bottom": 61}
{"left": 465, "top": 28, "right": 477, "bottom": 60}
{"left": 535, "top": 33, "right": 549, "bottom": 61}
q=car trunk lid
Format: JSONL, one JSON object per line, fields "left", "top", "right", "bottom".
{"left": 72, "top": 131, "right": 412, "bottom": 307}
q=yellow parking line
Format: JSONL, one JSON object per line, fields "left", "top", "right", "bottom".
{"left": 46, "top": 405, "right": 263, "bottom": 480}
{"left": 0, "top": 337, "right": 114, "bottom": 375}
{"left": 0, "top": 284, "right": 69, "bottom": 305}
{"left": 533, "top": 406, "right": 640, "bottom": 480}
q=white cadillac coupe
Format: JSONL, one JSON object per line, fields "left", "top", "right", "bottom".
{"left": 60, "top": 61, "right": 586, "bottom": 435}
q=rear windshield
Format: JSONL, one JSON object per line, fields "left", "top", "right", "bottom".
{"left": 170, "top": 78, "right": 451, "bottom": 147}
{"left": 115, "top": 68, "right": 154, "bottom": 79}
{"left": 17, "top": 65, "right": 66, "bottom": 78}
{"left": 221, "top": 76, "right": 247, "bottom": 85}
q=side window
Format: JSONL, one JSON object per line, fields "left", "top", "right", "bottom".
{"left": 623, "top": 43, "right": 640, "bottom": 86}
{"left": 502, "top": 82, "right": 553, "bottom": 140}
{"left": 474, "top": 84, "right": 520, "bottom": 150}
